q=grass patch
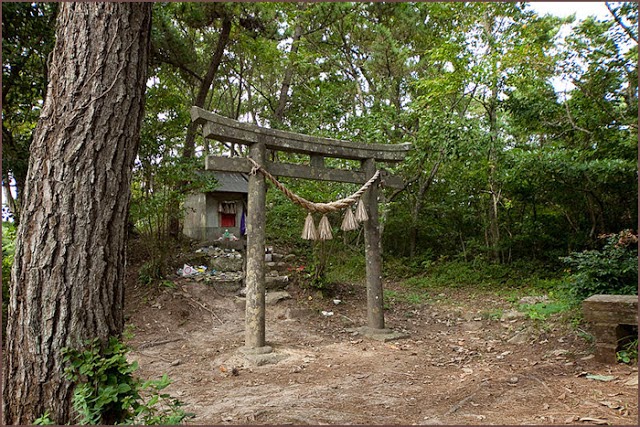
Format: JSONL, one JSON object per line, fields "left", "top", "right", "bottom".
{"left": 383, "top": 288, "right": 430, "bottom": 309}
{"left": 396, "top": 259, "right": 561, "bottom": 292}
{"left": 389, "top": 259, "right": 581, "bottom": 325}
{"left": 518, "top": 300, "right": 571, "bottom": 321}
{"left": 481, "top": 308, "right": 504, "bottom": 321}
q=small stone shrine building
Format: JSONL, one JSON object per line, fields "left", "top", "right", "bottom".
{"left": 183, "top": 172, "right": 248, "bottom": 242}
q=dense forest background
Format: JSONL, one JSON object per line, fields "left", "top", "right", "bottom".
{"left": 2, "top": 3, "right": 637, "bottom": 425}
{"left": 3, "top": 1, "right": 638, "bottom": 291}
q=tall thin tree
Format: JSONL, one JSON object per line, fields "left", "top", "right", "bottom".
{"left": 2, "top": 3, "right": 152, "bottom": 424}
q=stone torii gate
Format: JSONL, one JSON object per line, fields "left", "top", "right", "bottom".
{"left": 191, "top": 107, "right": 411, "bottom": 357}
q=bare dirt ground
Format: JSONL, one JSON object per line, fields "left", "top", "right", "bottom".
{"left": 124, "top": 264, "right": 638, "bottom": 425}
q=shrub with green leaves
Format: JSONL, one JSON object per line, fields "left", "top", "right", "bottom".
{"left": 562, "top": 230, "right": 638, "bottom": 301}
{"left": 2, "top": 222, "right": 17, "bottom": 340}
{"left": 55, "top": 337, "right": 189, "bottom": 425}
{"left": 617, "top": 337, "right": 638, "bottom": 365}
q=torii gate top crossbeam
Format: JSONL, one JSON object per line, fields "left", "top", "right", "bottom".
{"left": 191, "top": 107, "right": 411, "bottom": 163}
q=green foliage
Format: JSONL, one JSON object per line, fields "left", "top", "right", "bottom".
{"left": 518, "top": 301, "right": 571, "bottom": 321}
{"left": 33, "top": 412, "right": 55, "bottom": 425}
{"left": 398, "top": 259, "right": 556, "bottom": 291}
{"left": 2, "top": 222, "right": 17, "bottom": 339}
{"left": 616, "top": 338, "right": 638, "bottom": 365}
{"left": 562, "top": 230, "right": 638, "bottom": 300}
{"left": 383, "top": 287, "right": 431, "bottom": 309}
{"left": 324, "top": 246, "right": 366, "bottom": 284}
{"left": 481, "top": 308, "right": 504, "bottom": 321}
{"left": 137, "top": 261, "right": 161, "bottom": 286}
{"left": 2, "top": 2, "right": 58, "bottom": 220}
{"left": 60, "top": 337, "right": 189, "bottom": 425}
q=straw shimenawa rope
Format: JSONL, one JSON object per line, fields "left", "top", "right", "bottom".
{"left": 247, "top": 157, "right": 380, "bottom": 214}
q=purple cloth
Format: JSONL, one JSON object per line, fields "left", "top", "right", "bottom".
{"left": 240, "top": 208, "right": 246, "bottom": 236}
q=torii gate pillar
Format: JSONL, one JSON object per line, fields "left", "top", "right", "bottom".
{"left": 363, "top": 158, "right": 384, "bottom": 330}
{"left": 244, "top": 141, "right": 269, "bottom": 351}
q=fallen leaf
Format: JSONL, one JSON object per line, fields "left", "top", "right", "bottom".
{"left": 586, "top": 374, "right": 616, "bottom": 382}
{"left": 599, "top": 401, "right": 622, "bottom": 410}
{"left": 578, "top": 417, "right": 609, "bottom": 425}
{"left": 623, "top": 376, "right": 638, "bottom": 387}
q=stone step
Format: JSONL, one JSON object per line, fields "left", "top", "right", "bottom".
{"left": 234, "top": 291, "right": 291, "bottom": 310}
{"left": 266, "top": 275, "right": 289, "bottom": 290}
{"left": 209, "top": 256, "right": 243, "bottom": 272}
{"left": 206, "top": 278, "right": 243, "bottom": 293}
{"left": 265, "top": 261, "right": 290, "bottom": 272}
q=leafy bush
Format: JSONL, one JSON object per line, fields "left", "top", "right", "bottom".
{"left": 617, "top": 337, "right": 638, "bottom": 365}
{"left": 562, "top": 230, "right": 638, "bottom": 300}
{"left": 56, "top": 337, "right": 189, "bottom": 425}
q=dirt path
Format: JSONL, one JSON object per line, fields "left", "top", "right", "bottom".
{"left": 125, "top": 277, "right": 638, "bottom": 425}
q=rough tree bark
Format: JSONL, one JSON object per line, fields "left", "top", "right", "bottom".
{"left": 2, "top": 3, "right": 151, "bottom": 425}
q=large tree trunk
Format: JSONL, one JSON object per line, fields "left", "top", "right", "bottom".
{"left": 2, "top": 3, "right": 151, "bottom": 425}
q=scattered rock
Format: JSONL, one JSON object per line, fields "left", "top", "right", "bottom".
{"left": 171, "top": 359, "right": 181, "bottom": 366}
{"left": 265, "top": 291, "right": 291, "bottom": 305}
{"left": 266, "top": 275, "right": 289, "bottom": 290}
{"left": 507, "top": 376, "right": 519, "bottom": 384}
{"left": 209, "top": 256, "right": 243, "bottom": 272}
{"left": 547, "top": 349, "right": 570, "bottom": 358}
{"left": 519, "top": 295, "right": 549, "bottom": 305}
{"left": 501, "top": 309, "right": 525, "bottom": 321}
{"left": 564, "top": 415, "right": 579, "bottom": 423}
{"left": 507, "top": 330, "right": 529, "bottom": 345}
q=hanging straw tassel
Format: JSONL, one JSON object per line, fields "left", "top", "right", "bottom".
{"left": 301, "top": 212, "right": 318, "bottom": 240}
{"left": 341, "top": 207, "right": 358, "bottom": 231}
{"left": 318, "top": 214, "right": 333, "bottom": 240}
{"left": 355, "top": 198, "right": 368, "bottom": 222}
